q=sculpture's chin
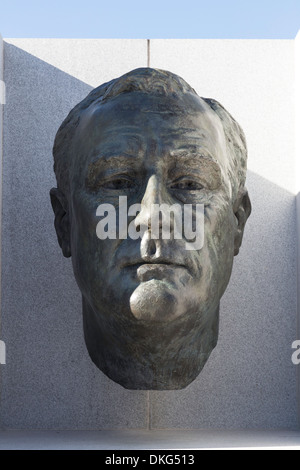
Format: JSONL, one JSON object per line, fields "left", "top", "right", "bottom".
{"left": 83, "top": 294, "right": 220, "bottom": 390}
{"left": 129, "top": 279, "right": 185, "bottom": 322}
{"left": 101, "top": 353, "right": 212, "bottom": 390}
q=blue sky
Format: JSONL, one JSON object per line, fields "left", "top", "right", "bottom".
{"left": 0, "top": 0, "right": 299, "bottom": 38}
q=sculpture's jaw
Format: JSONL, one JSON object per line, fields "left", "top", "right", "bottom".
{"left": 82, "top": 297, "right": 219, "bottom": 390}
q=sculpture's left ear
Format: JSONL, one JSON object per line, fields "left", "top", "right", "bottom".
{"left": 50, "top": 188, "right": 71, "bottom": 258}
{"left": 233, "top": 187, "right": 251, "bottom": 256}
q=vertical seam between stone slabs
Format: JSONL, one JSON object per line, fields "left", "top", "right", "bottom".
{"left": 146, "top": 391, "right": 150, "bottom": 430}
{"left": 147, "top": 38, "right": 151, "bottom": 431}
{"left": 147, "top": 39, "right": 150, "bottom": 67}
{"left": 146, "top": 37, "right": 151, "bottom": 427}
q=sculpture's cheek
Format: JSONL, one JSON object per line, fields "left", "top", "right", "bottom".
{"left": 202, "top": 203, "right": 236, "bottom": 301}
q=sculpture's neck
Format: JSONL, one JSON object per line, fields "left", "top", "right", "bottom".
{"left": 82, "top": 297, "right": 219, "bottom": 390}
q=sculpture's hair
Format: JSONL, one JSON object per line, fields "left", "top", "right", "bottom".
{"left": 53, "top": 68, "right": 248, "bottom": 202}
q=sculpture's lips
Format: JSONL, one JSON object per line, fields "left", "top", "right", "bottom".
{"left": 122, "top": 260, "right": 187, "bottom": 269}
{"left": 137, "top": 263, "right": 187, "bottom": 282}
{"left": 122, "top": 261, "right": 189, "bottom": 282}
{"left": 119, "top": 254, "right": 197, "bottom": 277}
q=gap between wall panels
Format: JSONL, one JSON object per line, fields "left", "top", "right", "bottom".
{"left": 147, "top": 39, "right": 150, "bottom": 68}
{"left": 147, "top": 40, "right": 151, "bottom": 430}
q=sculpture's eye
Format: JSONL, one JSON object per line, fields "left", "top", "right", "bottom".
{"left": 170, "top": 178, "right": 204, "bottom": 191}
{"left": 101, "top": 177, "right": 135, "bottom": 190}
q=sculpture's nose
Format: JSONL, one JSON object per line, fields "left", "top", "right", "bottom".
{"left": 135, "top": 175, "right": 165, "bottom": 229}
{"left": 134, "top": 175, "right": 165, "bottom": 260}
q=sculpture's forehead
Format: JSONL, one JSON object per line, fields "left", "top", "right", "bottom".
{"left": 73, "top": 92, "right": 228, "bottom": 170}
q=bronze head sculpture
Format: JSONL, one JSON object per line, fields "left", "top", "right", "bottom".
{"left": 50, "top": 68, "right": 251, "bottom": 390}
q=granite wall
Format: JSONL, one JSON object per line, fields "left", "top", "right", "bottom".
{"left": 0, "top": 38, "right": 298, "bottom": 430}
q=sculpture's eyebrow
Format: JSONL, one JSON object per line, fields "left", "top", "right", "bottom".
{"left": 168, "top": 150, "right": 221, "bottom": 169}
{"left": 85, "top": 155, "right": 142, "bottom": 191}
{"left": 166, "top": 151, "right": 223, "bottom": 189}
{"left": 88, "top": 154, "right": 142, "bottom": 168}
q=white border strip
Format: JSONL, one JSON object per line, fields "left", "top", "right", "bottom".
{"left": 295, "top": 30, "right": 300, "bottom": 428}
{"left": 0, "top": 32, "right": 3, "bottom": 412}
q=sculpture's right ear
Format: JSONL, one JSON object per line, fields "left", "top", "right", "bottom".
{"left": 50, "top": 188, "right": 71, "bottom": 258}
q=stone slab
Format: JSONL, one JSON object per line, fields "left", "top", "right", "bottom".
{"left": 0, "top": 39, "right": 148, "bottom": 430}
{"left": 149, "top": 39, "right": 298, "bottom": 429}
